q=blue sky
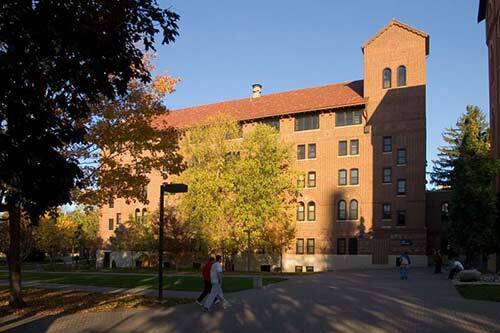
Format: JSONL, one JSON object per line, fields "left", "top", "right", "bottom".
{"left": 154, "top": 1, "right": 488, "bottom": 184}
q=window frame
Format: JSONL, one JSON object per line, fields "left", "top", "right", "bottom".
{"left": 116, "top": 212, "right": 122, "bottom": 225}
{"left": 383, "top": 68, "right": 392, "bottom": 89}
{"left": 338, "top": 169, "right": 347, "bottom": 186}
{"left": 335, "top": 109, "right": 363, "bottom": 127}
{"left": 307, "top": 171, "right": 316, "bottom": 188}
{"left": 308, "top": 143, "right": 316, "bottom": 159}
{"left": 109, "top": 200, "right": 114, "bottom": 209}
{"left": 397, "top": 210, "right": 406, "bottom": 226}
{"left": 294, "top": 113, "right": 319, "bottom": 131}
{"left": 307, "top": 201, "right": 316, "bottom": 221}
{"left": 297, "top": 144, "right": 306, "bottom": 160}
{"left": 337, "top": 238, "right": 346, "bottom": 255}
{"left": 383, "top": 167, "right": 392, "bottom": 183}
{"left": 349, "top": 199, "right": 358, "bottom": 220}
{"left": 306, "top": 238, "right": 315, "bottom": 254}
{"left": 383, "top": 136, "right": 392, "bottom": 153}
{"left": 297, "top": 174, "right": 305, "bottom": 188}
{"left": 350, "top": 168, "right": 359, "bottom": 185}
{"left": 397, "top": 179, "right": 407, "bottom": 195}
{"left": 397, "top": 65, "right": 406, "bottom": 87}
{"left": 297, "top": 202, "right": 305, "bottom": 221}
{"left": 338, "top": 200, "right": 347, "bottom": 220}
{"left": 382, "top": 204, "right": 392, "bottom": 220}
{"left": 296, "top": 238, "right": 304, "bottom": 254}
{"left": 134, "top": 208, "right": 140, "bottom": 223}
{"left": 397, "top": 148, "right": 407, "bottom": 165}
{"left": 350, "top": 139, "right": 359, "bottom": 155}
{"left": 338, "top": 140, "right": 348, "bottom": 156}
{"left": 260, "top": 118, "right": 280, "bottom": 131}
{"left": 108, "top": 218, "right": 114, "bottom": 231}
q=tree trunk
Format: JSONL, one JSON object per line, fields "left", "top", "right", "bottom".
{"left": 7, "top": 200, "right": 25, "bottom": 308}
{"left": 280, "top": 247, "right": 283, "bottom": 273}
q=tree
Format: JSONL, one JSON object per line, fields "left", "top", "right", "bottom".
{"left": 178, "top": 119, "right": 298, "bottom": 269}
{"left": 34, "top": 215, "right": 76, "bottom": 265}
{"left": 0, "top": 1, "right": 179, "bottom": 307}
{"left": 110, "top": 213, "right": 157, "bottom": 253}
{"left": 0, "top": 212, "right": 34, "bottom": 263}
{"left": 73, "top": 67, "right": 185, "bottom": 206}
{"left": 431, "top": 106, "right": 500, "bottom": 266}
{"left": 177, "top": 117, "right": 243, "bottom": 257}
{"left": 65, "top": 208, "right": 101, "bottom": 260}
{"left": 232, "top": 124, "right": 298, "bottom": 271}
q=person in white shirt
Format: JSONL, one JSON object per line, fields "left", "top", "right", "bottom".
{"left": 448, "top": 258, "right": 464, "bottom": 280}
{"left": 203, "top": 255, "right": 230, "bottom": 311}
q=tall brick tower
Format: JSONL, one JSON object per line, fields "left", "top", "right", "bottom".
{"left": 362, "top": 19, "right": 429, "bottom": 263}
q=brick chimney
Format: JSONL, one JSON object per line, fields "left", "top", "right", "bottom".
{"left": 252, "top": 83, "right": 262, "bottom": 98}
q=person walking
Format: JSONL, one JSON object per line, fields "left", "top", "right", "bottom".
{"left": 196, "top": 257, "right": 214, "bottom": 306}
{"left": 448, "top": 257, "right": 464, "bottom": 280}
{"left": 433, "top": 250, "right": 443, "bottom": 274}
{"left": 203, "top": 255, "right": 230, "bottom": 311}
{"left": 399, "top": 252, "right": 411, "bottom": 280}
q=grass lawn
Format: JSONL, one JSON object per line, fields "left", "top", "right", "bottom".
{"left": 455, "top": 285, "right": 500, "bottom": 302}
{"left": 0, "top": 272, "right": 285, "bottom": 293}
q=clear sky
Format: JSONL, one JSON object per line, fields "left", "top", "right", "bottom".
{"left": 154, "top": 0, "right": 488, "bottom": 186}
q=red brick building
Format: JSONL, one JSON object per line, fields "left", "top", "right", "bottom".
{"left": 99, "top": 19, "right": 431, "bottom": 271}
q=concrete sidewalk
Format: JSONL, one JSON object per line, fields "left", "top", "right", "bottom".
{"left": 3, "top": 268, "right": 500, "bottom": 333}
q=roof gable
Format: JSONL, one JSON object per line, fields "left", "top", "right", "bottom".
{"left": 362, "top": 19, "right": 429, "bottom": 55}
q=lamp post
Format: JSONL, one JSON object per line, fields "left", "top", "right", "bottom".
{"left": 158, "top": 183, "right": 188, "bottom": 300}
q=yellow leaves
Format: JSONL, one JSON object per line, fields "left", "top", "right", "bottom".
{"left": 152, "top": 74, "right": 180, "bottom": 97}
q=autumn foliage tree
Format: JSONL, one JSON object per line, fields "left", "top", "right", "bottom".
{"left": 0, "top": 1, "right": 179, "bottom": 307}
{"left": 178, "top": 118, "right": 298, "bottom": 269}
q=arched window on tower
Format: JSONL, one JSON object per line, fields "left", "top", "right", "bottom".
{"left": 135, "top": 208, "right": 140, "bottom": 223}
{"left": 297, "top": 202, "right": 305, "bottom": 221}
{"left": 338, "top": 200, "right": 347, "bottom": 220}
{"left": 349, "top": 200, "right": 359, "bottom": 220}
{"left": 397, "top": 66, "right": 406, "bottom": 87}
{"left": 142, "top": 208, "right": 147, "bottom": 221}
{"left": 383, "top": 68, "right": 392, "bottom": 89}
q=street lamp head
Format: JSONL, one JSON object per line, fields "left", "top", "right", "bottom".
{"left": 161, "top": 183, "right": 188, "bottom": 194}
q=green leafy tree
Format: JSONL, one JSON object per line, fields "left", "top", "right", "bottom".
{"left": 431, "top": 106, "right": 500, "bottom": 266}
{"left": 65, "top": 208, "right": 101, "bottom": 259}
{"left": 0, "top": 1, "right": 179, "bottom": 307}
{"left": 34, "top": 215, "right": 76, "bottom": 265}
{"left": 178, "top": 118, "right": 298, "bottom": 269}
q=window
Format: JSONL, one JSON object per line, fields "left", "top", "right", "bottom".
{"left": 306, "top": 266, "right": 314, "bottom": 272}
{"left": 297, "top": 144, "right": 306, "bottom": 160}
{"left": 297, "top": 202, "right": 305, "bottom": 221}
{"left": 307, "top": 201, "right": 316, "bottom": 221}
{"left": 295, "top": 113, "right": 319, "bottom": 131}
{"left": 397, "top": 210, "right": 406, "bottom": 226}
{"left": 397, "top": 149, "right": 407, "bottom": 165}
{"left": 338, "top": 169, "right": 347, "bottom": 186}
{"left": 142, "top": 185, "right": 148, "bottom": 200}
{"left": 307, "top": 172, "right": 316, "bottom": 188}
{"left": 108, "top": 218, "right": 114, "bottom": 230}
{"left": 335, "top": 109, "right": 363, "bottom": 127}
{"left": 350, "top": 168, "right": 359, "bottom": 185}
{"left": 308, "top": 144, "right": 316, "bottom": 159}
{"left": 260, "top": 118, "right": 280, "bottom": 131}
{"left": 397, "top": 179, "right": 407, "bottom": 195}
{"left": 348, "top": 238, "right": 358, "bottom": 255}
{"left": 382, "top": 204, "right": 391, "bottom": 219}
{"left": 116, "top": 213, "right": 122, "bottom": 225}
{"left": 349, "top": 200, "right": 358, "bottom": 220}
{"left": 383, "top": 136, "right": 392, "bottom": 153}
{"left": 307, "top": 239, "right": 315, "bottom": 254}
{"left": 397, "top": 66, "right": 406, "bottom": 87}
{"left": 350, "top": 140, "right": 359, "bottom": 155}
{"left": 338, "top": 141, "right": 348, "bottom": 156}
{"left": 108, "top": 199, "right": 114, "bottom": 209}
{"left": 337, "top": 238, "right": 346, "bottom": 255}
{"left": 142, "top": 208, "right": 147, "bottom": 220}
{"left": 296, "top": 238, "right": 304, "bottom": 254}
{"left": 383, "top": 167, "right": 392, "bottom": 183}
{"left": 297, "top": 174, "right": 305, "bottom": 188}
{"left": 135, "top": 208, "right": 140, "bottom": 223}
{"left": 338, "top": 200, "right": 347, "bottom": 220}
{"left": 295, "top": 266, "right": 303, "bottom": 272}
{"left": 383, "top": 68, "right": 392, "bottom": 89}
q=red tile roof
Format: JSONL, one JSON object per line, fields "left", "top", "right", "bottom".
{"left": 155, "top": 80, "right": 365, "bottom": 128}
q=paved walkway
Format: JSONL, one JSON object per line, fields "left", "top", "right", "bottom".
{"left": 3, "top": 268, "right": 500, "bottom": 333}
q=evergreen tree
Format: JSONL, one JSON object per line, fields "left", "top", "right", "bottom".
{"left": 432, "top": 105, "right": 500, "bottom": 265}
